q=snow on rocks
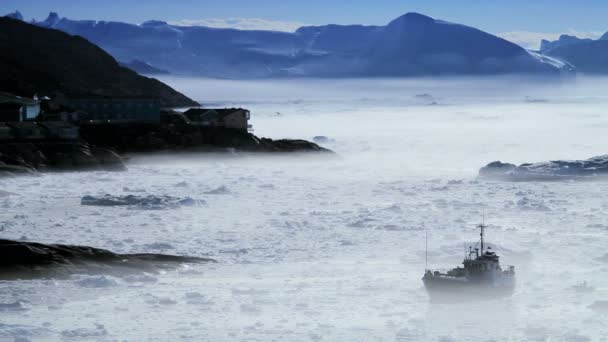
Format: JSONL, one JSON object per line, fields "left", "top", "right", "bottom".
{"left": 0, "top": 239, "right": 215, "bottom": 280}
{"left": 81, "top": 194, "right": 205, "bottom": 209}
{"left": 479, "top": 155, "right": 608, "bottom": 181}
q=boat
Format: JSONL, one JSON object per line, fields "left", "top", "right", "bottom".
{"left": 422, "top": 223, "right": 515, "bottom": 300}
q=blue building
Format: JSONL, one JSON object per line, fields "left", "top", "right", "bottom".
{"left": 0, "top": 92, "right": 40, "bottom": 122}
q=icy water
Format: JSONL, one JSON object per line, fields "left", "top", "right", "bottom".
{"left": 2, "top": 77, "right": 608, "bottom": 341}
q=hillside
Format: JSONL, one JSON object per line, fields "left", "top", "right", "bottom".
{"left": 0, "top": 17, "right": 198, "bottom": 107}
{"left": 120, "top": 59, "right": 170, "bottom": 75}
{"left": 23, "top": 11, "right": 572, "bottom": 78}
{"left": 541, "top": 34, "right": 608, "bottom": 73}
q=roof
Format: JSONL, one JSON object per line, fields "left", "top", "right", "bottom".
{"left": 36, "top": 121, "right": 78, "bottom": 129}
{"left": 217, "top": 108, "right": 248, "bottom": 119}
{"left": 183, "top": 108, "right": 217, "bottom": 121}
{"left": 0, "top": 91, "right": 39, "bottom": 106}
{"left": 183, "top": 108, "right": 247, "bottom": 121}
{"left": 68, "top": 97, "right": 160, "bottom": 102}
{"left": 6, "top": 121, "right": 42, "bottom": 129}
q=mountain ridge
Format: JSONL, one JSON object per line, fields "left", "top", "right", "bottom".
{"left": 540, "top": 32, "right": 608, "bottom": 73}
{"left": 7, "top": 11, "right": 573, "bottom": 78}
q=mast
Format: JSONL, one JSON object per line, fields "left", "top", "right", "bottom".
{"left": 425, "top": 226, "right": 428, "bottom": 270}
{"left": 479, "top": 223, "right": 484, "bottom": 254}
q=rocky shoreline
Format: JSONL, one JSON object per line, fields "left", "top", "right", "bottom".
{"left": 78, "top": 122, "right": 331, "bottom": 154}
{"left": 478, "top": 155, "right": 608, "bottom": 181}
{"left": 0, "top": 142, "right": 125, "bottom": 177}
{"left": 0, "top": 127, "right": 331, "bottom": 177}
{"left": 0, "top": 239, "right": 215, "bottom": 280}
{"left": 0, "top": 16, "right": 332, "bottom": 178}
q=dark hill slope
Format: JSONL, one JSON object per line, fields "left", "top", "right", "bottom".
{"left": 0, "top": 17, "right": 197, "bottom": 107}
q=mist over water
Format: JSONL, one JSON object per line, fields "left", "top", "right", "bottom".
{"left": 164, "top": 76, "right": 608, "bottom": 176}
{"left": 2, "top": 76, "right": 608, "bottom": 340}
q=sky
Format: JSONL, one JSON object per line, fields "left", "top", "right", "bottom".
{"left": 2, "top": 0, "right": 606, "bottom": 48}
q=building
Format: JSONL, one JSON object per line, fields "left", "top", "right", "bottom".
{"left": 56, "top": 110, "right": 90, "bottom": 123}
{"left": 0, "top": 92, "right": 40, "bottom": 122}
{"left": 6, "top": 122, "right": 45, "bottom": 141}
{"left": 0, "top": 123, "right": 14, "bottom": 141}
{"left": 222, "top": 109, "right": 251, "bottom": 131}
{"left": 67, "top": 98, "right": 161, "bottom": 123}
{"left": 183, "top": 108, "right": 251, "bottom": 132}
{"left": 37, "top": 121, "right": 80, "bottom": 141}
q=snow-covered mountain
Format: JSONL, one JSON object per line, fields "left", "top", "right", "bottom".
{"left": 540, "top": 33, "right": 608, "bottom": 73}
{"left": 11, "top": 11, "right": 573, "bottom": 78}
{"left": 540, "top": 35, "right": 594, "bottom": 52}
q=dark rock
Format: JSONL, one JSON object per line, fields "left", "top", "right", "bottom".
{"left": 0, "top": 163, "right": 39, "bottom": 177}
{"left": 478, "top": 161, "right": 517, "bottom": 179}
{"left": 0, "top": 142, "right": 126, "bottom": 175}
{"left": 0, "top": 239, "right": 215, "bottom": 280}
{"left": 479, "top": 155, "right": 608, "bottom": 181}
{"left": 0, "top": 17, "right": 198, "bottom": 107}
{"left": 81, "top": 194, "right": 204, "bottom": 209}
{"left": 257, "top": 138, "right": 332, "bottom": 152}
{"left": 78, "top": 121, "right": 333, "bottom": 154}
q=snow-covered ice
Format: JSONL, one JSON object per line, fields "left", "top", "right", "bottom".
{"left": 2, "top": 76, "right": 608, "bottom": 341}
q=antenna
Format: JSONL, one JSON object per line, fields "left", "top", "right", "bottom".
{"left": 479, "top": 223, "right": 484, "bottom": 254}
{"left": 480, "top": 207, "right": 486, "bottom": 254}
{"left": 425, "top": 225, "right": 428, "bottom": 271}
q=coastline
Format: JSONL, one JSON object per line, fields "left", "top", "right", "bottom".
{"left": 0, "top": 132, "right": 332, "bottom": 177}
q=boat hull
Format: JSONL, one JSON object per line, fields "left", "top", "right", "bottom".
{"left": 423, "top": 275, "right": 515, "bottom": 301}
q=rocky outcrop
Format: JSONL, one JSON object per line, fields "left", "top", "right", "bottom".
{"left": 81, "top": 194, "right": 204, "bottom": 209}
{"left": 0, "top": 124, "right": 329, "bottom": 177}
{"left": 257, "top": 138, "right": 331, "bottom": 152}
{"left": 478, "top": 161, "right": 517, "bottom": 179}
{"left": 78, "top": 122, "right": 333, "bottom": 154}
{"left": 478, "top": 155, "right": 608, "bottom": 181}
{"left": 0, "top": 142, "right": 125, "bottom": 176}
{"left": 0, "top": 17, "right": 197, "bottom": 107}
{"left": 0, "top": 239, "right": 215, "bottom": 280}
